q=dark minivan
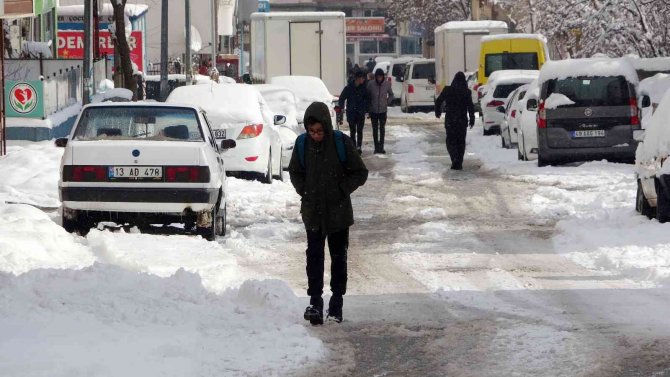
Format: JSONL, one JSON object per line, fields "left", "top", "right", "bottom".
{"left": 536, "top": 59, "right": 650, "bottom": 167}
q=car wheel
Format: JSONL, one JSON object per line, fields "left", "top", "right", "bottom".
{"left": 261, "top": 151, "right": 273, "bottom": 184}
{"left": 62, "top": 210, "right": 91, "bottom": 236}
{"left": 198, "top": 207, "right": 218, "bottom": 241}
{"left": 655, "top": 178, "right": 670, "bottom": 223}
{"left": 273, "top": 153, "right": 284, "bottom": 181}
{"left": 637, "top": 180, "right": 655, "bottom": 219}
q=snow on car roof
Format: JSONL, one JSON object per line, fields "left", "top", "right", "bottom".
{"left": 269, "top": 76, "right": 333, "bottom": 100}
{"left": 434, "top": 20, "right": 507, "bottom": 33}
{"left": 639, "top": 73, "right": 670, "bottom": 104}
{"left": 389, "top": 56, "right": 416, "bottom": 65}
{"left": 83, "top": 101, "right": 201, "bottom": 111}
{"left": 623, "top": 55, "right": 670, "bottom": 72}
{"left": 488, "top": 70, "right": 539, "bottom": 85}
{"left": 166, "top": 83, "right": 265, "bottom": 126}
{"left": 638, "top": 90, "right": 670, "bottom": 163}
{"left": 539, "top": 58, "right": 639, "bottom": 85}
{"left": 481, "top": 33, "right": 547, "bottom": 43}
{"left": 251, "top": 11, "right": 345, "bottom": 20}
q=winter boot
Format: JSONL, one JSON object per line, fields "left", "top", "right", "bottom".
{"left": 304, "top": 296, "right": 323, "bottom": 325}
{"left": 326, "top": 294, "right": 343, "bottom": 323}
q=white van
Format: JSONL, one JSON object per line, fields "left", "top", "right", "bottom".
{"left": 387, "top": 57, "right": 415, "bottom": 105}
{"left": 400, "top": 59, "right": 436, "bottom": 113}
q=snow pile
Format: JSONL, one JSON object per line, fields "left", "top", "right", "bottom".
{"left": 0, "top": 142, "right": 63, "bottom": 207}
{"left": 544, "top": 93, "right": 575, "bottom": 109}
{"left": 0, "top": 266, "right": 324, "bottom": 377}
{"left": 637, "top": 89, "right": 670, "bottom": 166}
{"left": 638, "top": 73, "right": 670, "bottom": 104}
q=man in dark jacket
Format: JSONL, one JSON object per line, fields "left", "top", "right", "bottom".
{"left": 367, "top": 68, "right": 394, "bottom": 154}
{"left": 338, "top": 71, "right": 370, "bottom": 153}
{"left": 289, "top": 102, "right": 368, "bottom": 324}
{"left": 435, "top": 71, "right": 476, "bottom": 170}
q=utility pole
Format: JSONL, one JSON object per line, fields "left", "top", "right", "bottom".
{"left": 83, "top": 0, "right": 92, "bottom": 105}
{"left": 211, "top": 0, "right": 217, "bottom": 67}
{"left": 185, "top": 0, "right": 192, "bottom": 85}
{"left": 159, "top": 0, "right": 169, "bottom": 101}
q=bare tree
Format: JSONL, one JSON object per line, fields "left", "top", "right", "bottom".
{"left": 110, "top": 0, "right": 137, "bottom": 100}
{"left": 385, "top": 0, "right": 471, "bottom": 39}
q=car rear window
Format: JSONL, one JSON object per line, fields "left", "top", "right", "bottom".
{"left": 73, "top": 107, "right": 204, "bottom": 141}
{"left": 485, "top": 53, "right": 539, "bottom": 76}
{"left": 545, "top": 76, "right": 631, "bottom": 107}
{"left": 493, "top": 83, "right": 525, "bottom": 99}
{"left": 392, "top": 64, "right": 406, "bottom": 78}
{"left": 412, "top": 63, "right": 435, "bottom": 79}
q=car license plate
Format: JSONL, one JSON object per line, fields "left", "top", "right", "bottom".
{"left": 572, "top": 130, "right": 605, "bottom": 138}
{"left": 108, "top": 166, "right": 163, "bottom": 180}
{"left": 213, "top": 129, "right": 226, "bottom": 139}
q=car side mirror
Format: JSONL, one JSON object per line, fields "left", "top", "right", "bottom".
{"left": 641, "top": 95, "right": 651, "bottom": 108}
{"left": 220, "top": 139, "right": 236, "bottom": 150}
{"left": 526, "top": 99, "right": 538, "bottom": 111}
{"left": 497, "top": 106, "right": 506, "bottom": 114}
{"left": 55, "top": 138, "right": 68, "bottom": 147}
{"left": 274, "top": 115, "right": 287, "bottom": 126}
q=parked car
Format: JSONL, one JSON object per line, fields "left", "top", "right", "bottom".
{"left": 269, "top": 75, "right": 336, "bottom": 127}
{"left": 536, "top": 58, "right": 648, "bottom": 167}
{"left": 56, "top": 102, "right": 235, "bottom": 240}
{"left": 166, "top": 83, "right": 284, "bottom": 183}
{"left": 481, "top": 69, "right": 539, "bottom": 135}
{"left": 635, "top": 89, "right": 670, "bottom": 221}
{"left": 255, "top": 84, "right": 302, "bottom": 169}
{"left": 517, "top": 79, "right": 541, "bottom": 161}
{"left": 372, "top": 61, "right": 391, "bottom": 76}
{"left": 387, "top": 56, "right": 415, "bottom": 106}
{"left": 500, "top": 84, "right": 529, "bottom": 148}
{"left": 466, "top": 71, "right": 482, "bottom": 113}
{"left": 400, "top": 58, "right": 436, "bottom": 113}
{"left": 638, "top": 73, "right": 670, "bottom": 128}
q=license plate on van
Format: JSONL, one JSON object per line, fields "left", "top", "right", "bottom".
{"left": 572, "top": 130, "right": 605, "bottom": 138}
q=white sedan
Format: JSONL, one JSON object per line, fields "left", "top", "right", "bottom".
{"left": 167, "top": 83, "right": 284, "bottom": 184}
{"left": 517, "top": 79, "right": 541, "bottom": 161}
{"left": 268, "top": 76, "right": 336, "bottom": 127}
{"left": 255, "top": 84, "right": 303, "bottom": 169}
{"left": 500, "top": 84, "right": 530, "bottom": 149}
{"left": 481, "top": 70, "right": 539, "bottom": 135}
{"left": 57, "top": 102, "right": 235, "bottom": 240}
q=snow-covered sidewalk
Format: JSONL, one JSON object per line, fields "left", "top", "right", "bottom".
{"left": 0, "top": 143, "right": 324, "bottom": 376}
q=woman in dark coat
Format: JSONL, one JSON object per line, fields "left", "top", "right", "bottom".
{"left": 435, "top": 72, "right": 476, "bottom": 170}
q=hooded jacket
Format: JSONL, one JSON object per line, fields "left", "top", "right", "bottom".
{"left": 367, "top": 76, "right": 394, "bottom": 114}
{"left": 338, "top": 80, "right": 371, "bottom": 122}
{"left": 288, "top": 102, "right": 369, "bottom": 234}
{"left": 435, "top": 71, "right": 475, "bottom": 128}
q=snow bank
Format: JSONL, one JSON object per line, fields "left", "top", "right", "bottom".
{"left": 268, "top": 76, "right": 334, "bottom": 122}
{"left": 0, "top": 142, "right": 63, "bottom": 207}
{"left": 0, "top": 265, "right": 324, "bottom": 377}
{"left": 389, "top": 125, "right": 444, "bottom": 187}
{"left": 539, "top": 58, "right": 639, "bottom": 86}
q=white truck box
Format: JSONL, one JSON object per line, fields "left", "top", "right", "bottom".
{"left": 250, "top": 12, "right": 346, "bottom": 95}
{"left": 434, "top": 20, "right": 508, "bottom": 95}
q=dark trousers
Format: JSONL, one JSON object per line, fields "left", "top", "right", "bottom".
{"left": 370, "top": 112, "right": 387, "bottom": 151}
{"left": 306, "top": 228, "right": 349, "bottom": 299}
{"left": 446, "top": 125, "right": 467, "bottom": 168}
{"left": 348, "top": 116, "right": 365, "bottom": 149}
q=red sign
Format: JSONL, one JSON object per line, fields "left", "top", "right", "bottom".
{"left": 57, "top": 30, "right": 144, "bottom": 71}
{"left": 346, "top": 18, "right": 385, "bottom": 34}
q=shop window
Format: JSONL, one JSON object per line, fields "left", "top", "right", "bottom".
{"left": 379, "top": 39, "right": 396, "bottom": 54}
{"left": 360, "top": 40, "right": 378, "bottom": 54}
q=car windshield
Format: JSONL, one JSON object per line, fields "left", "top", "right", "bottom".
{"left": 73, "top": 107, "right": 204, "bottom": 141}
{"left": 546, "top": 76, "right": 631, "bottom": 107}
{"left": 493, "top": 83, "right": 525, "bottom": 99}
{"left": 412, "top": 63, "right": 435, "bottom": 79}
{"left": 485, "top": 53, "right": 539, "bottom": 76}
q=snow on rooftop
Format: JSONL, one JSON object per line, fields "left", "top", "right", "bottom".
{"left": 539, "top": 58, "right": 639, "bottom": 85}
{"left": 481, "top": 33, "right": 547, "bottom": 43}
{"left": 57, "top": 3, "right": 149, "bottom": 19}
{"left": 251, "top": 11, "right": 345, "bottom": 20}
{"left": 434, "top": 20, "right": 507, "bottom": 33}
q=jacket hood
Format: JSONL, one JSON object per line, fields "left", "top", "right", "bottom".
{"left": 303, "top": 101, "right": 334, "bottom": 135}
{"left": 451, "top": 72, "right": 467, "bottom": 89}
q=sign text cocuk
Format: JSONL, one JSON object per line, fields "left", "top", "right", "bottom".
{"left": 57, "top": 30, "right": 143, "bottom": 70}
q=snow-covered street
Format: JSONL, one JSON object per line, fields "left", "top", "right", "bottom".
{"left": 2, "top": 114, "right": 670, "bottom": 376}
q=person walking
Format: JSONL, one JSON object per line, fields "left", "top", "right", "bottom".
{"left": 338, "top": 71, "right": 370, "bottom": 154}
{"left": 365, "top": 57, "right": 376, "bottom": 74}
{"left": 289, "top": 102, "right": 368, "bottom": 325}
{"left": 366, "top": 68, "right": 394, "bottom": 154}
{"left": 435, "top": 72, "right": 475, "bottom": 170}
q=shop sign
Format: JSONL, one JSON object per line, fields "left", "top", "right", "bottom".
{"left": 57, "top": 30, "right": 143, "bottom": 70}
{"left": 346, "top": 18, "right": 385, "bottom": 34}
{"left": 5, "top": 80, "right": 44, "bottom": 118}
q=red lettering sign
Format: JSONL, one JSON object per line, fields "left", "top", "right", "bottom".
{"left": 57, "top": 30, "right": 144, "bottom": 72}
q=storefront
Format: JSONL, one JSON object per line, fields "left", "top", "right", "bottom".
{"left": 345, "top": 17, "right": 422, "bottom": 67}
